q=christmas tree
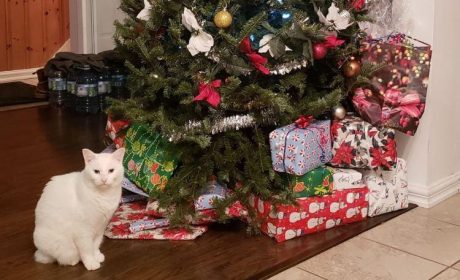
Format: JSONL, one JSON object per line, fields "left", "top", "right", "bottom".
{"left": 109, "top": 0, "right": 376, "bottom": 225}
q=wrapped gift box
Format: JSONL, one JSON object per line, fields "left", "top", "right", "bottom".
{"left": 329, "top": 116, "right": 397, "bottom": 170}
{"left": 362, "top": 158, "right": 409, "bottom": 217}
{"left": 270, "top": 119, "right": 332, "bottom": 176}
{"left": 106, "top": 116, "right": 130, "bottom": 148}
{"left": 329, "top": 167, "right": 364, "bottom": 190}
{"left": 194, "top": 180, "right": 229, "bottom": 211}
{"left": 105, "top": 201, "right": 207, "bottom": 240}
{"left": 283, "top": 166, "right": 333, "bottom": 198}
{"left": 129, "top": 218, "right": 170, "bottom": 233}
{"left": 249, "top": 187, "right": 369, "bottom": 242}
{"left": 123, "top": 124, "right": 178, "bottom": 195}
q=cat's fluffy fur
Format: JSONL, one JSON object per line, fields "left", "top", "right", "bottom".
{"left": 33, "top": 148, "right": 125, "bottom": 270}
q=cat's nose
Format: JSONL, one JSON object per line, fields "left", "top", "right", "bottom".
{"left": 102, "top": 178, "right": 108, "bottom": 183}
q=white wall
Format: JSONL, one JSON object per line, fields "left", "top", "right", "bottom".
{"left": 395, "top": 0, "right": 460, "bottom": 207}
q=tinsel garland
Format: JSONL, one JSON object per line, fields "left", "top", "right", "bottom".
{"left": 270, "top": 59, "right": 309, "bottom": 75}
{"left": 170, "top": 112, "right": 277, "bottom": 141}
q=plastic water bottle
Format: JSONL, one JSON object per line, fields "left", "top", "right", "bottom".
{"left": 75, "top": 65, "right": 99, "bottom": 114}
{"left": 111, "top": 68, "right": 127, "bottom": 99}
{"left": 65, "top": 67, "right": 77, "bottom": 109}
{"left": 98, "top": 66, "right": 111, "bottom": 112}
{"left": 48, "top": 71, "right": 66, "bottom": 107}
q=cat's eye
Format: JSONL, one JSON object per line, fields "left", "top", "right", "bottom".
{"left": 108, "top": 169, "right": 114, "bottom": 173}
{"left": 94, "top": 169, "right": 100, "bottom": 174}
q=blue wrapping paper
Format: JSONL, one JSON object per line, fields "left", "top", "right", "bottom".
{"left": 122, "top": 177, "right": 149, "bottom": 197}
{"left": 129, "top": 218, "right": 170, "bottom": 233}
{"left": 194, "top": 181, "right": 228, "bottom": 211}
{"left": 269, "top": 120, "right": 332, "bottom": 176}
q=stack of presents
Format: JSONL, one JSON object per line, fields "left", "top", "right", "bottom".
{"left": 104, "top": 34, "right": 432, "bottom": 242}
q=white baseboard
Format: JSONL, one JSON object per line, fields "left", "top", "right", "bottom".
{"left": 0, "top": 68, "right": 40, "bottom": 83}
{"left": 0, "top": 39, "right": 70, "bottom": 84}
{"left": 409, "top": 171, "right": 460, "bottom": 208}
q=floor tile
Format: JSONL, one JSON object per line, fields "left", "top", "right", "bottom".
{"left": 269, "top": 267, "right": 324, "bottom": 280}
{"left": 361, "top": 211, "right": 460, "bottom": 266}
{"left": 413, "top": 194, "right": 460, "bottom": 226}
{"left": 297, "top": 237, "right": 444, "bottom": 280}
{"left": 432, "top": 269, "right": 460, "bottom": 280}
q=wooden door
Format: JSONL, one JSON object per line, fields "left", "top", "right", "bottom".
{"left": 0, "top": 0, "right": 70, "bottom": 71}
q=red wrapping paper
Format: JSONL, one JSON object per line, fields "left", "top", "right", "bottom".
{"left": 249, "top": 187, "right": 369, "bottom": 242}
{"left": 105, "top": 116, "right": 130, "bottom": 148}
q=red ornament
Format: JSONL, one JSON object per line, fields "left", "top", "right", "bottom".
{"left": 313, "top": 43, "right": 328, "bottom": 60}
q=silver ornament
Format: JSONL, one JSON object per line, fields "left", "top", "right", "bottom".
{"left": 333, "top": 106, "right": 347, "bottom": 120}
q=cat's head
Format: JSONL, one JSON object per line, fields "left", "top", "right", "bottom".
{"left": 82, "top": 148, "right": 125, "bottom": 188}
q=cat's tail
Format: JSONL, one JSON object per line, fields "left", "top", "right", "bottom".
{"left": 34, "top": 250, "right": 55, "bottom": 264}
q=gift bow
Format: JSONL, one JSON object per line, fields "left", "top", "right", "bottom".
{"left": 353, "top": 88, "right": 374, "bottom": 109}
{"left": 240, "top": 37, "right": 270, "bottom": 75}
{"left": 194, "top": 80, "right": 222, "bottom": 108}
{"left": 386, "top": 91, "right": 422, "bottom": 118}
{"left": 182, "top": 8, "right": 214, "bottom": 56}
{"left": 295, "top": 115, "right": 314, "bottom": 129}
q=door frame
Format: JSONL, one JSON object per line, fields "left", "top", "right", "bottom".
{"left": 69, "top": 0, "right": 94, "bottom": 54}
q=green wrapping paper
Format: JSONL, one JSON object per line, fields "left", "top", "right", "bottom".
{"left": 283, "top": 167, "right": 334, "bottom": 198}
{"left": 123, "top": 124, "right": 178, "bottom": 195}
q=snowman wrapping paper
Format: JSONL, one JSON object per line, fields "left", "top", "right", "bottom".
{"left": 362, "top": 158, "right": 409, "bottom": 217}
{"left": 249, "top": 188, "right": 369, "bottom": 242}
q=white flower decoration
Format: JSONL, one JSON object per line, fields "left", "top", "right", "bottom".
{"left": 137, "top": 0, "right": 152, "bottom": 21}
{"left": 317, "top": 3, "right": 353, "bottom": 31}
{"left": 182, "top": 7, "right": 214, "bottom": 56}
{"left": 258, "top": 34, "right": 292, "bottom": 57}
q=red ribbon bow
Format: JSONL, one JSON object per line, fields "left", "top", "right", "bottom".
{"left": 353, "top": 88, "right": 373, "bottom": 109}
{"left": 239, "top": 37, "right": 270, "bottom": 75}
{"left": 386, "top": 91, "right": 422, "bottom": 118}
{"left": 295, "top": 115, "right": 314, "bottom": 129}
{"left": 194, "top": 80, "right": 222, "bottom": 108}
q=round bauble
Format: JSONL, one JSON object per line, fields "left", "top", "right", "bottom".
{"left": 313, "top": 43, "right": 328, "bottom": 60}
{"left": 134, "top": 22, "right": 145, "bottom": 34}
{"left": 214, "top": 10, "right": 233, "bottom": 29}
{"left": 268, "top": 9, "right": 293, "bottom": 29}
{"left": 343, "top": 60, "right": 362, "bottom": 78}
{"left": 333, "top": 105, "right": 347, "bottom": 120}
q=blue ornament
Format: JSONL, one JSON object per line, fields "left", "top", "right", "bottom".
{"left": 268, "top": 10, "right": 293, "bottom": 29}
{"left": 249, "top": 28, "right": 270, "bottom": 49}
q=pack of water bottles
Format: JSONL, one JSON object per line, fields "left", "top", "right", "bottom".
{"left": 48, "top": 64, "right": 128, "bottom": 114}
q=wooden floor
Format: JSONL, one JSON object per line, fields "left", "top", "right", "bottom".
{"left": 0, "top": 106, "right": 414, "bottom": 280}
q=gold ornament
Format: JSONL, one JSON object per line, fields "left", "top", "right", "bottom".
{"left": 333, "top": 105, "right": 347, "bottom": 120}
{"left": 214, "top": 10, "right": 233, "bottom": 29}
{"left": 343, "top": 60, "right": 362, "bottom": 78}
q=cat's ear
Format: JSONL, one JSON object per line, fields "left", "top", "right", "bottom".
{"left": 82, "top": 149, "right": 96, "bottom": 164}
{"left": 112, "top": 148, "right": 125, "bottom": 162}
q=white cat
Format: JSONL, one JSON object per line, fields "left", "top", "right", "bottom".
{"left": 33, "top": 148, "right": 125, "bottom": 271}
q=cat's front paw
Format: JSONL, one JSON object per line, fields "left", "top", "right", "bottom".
{"left": 95, "top": 250, "right": 105, "bottom": 263}
{"left": 82, "top": 258, "right": 101, "bottom": 271}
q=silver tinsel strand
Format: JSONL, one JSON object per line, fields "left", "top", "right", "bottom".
{"left": 169, "top": 112, "right": 277, "bottom": 141}
{"left": 270, "top": 59, "right": 308, "bottom": 75}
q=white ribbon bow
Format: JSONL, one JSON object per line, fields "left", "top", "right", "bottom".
{"left": 182, "top": 7, "right": 214, "bottom": 56}
{"left": 137, "top": 0, "right": 152, "bottom": 21}
{"left": 317, "top": 3, "right": 353, "bottom": 31}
